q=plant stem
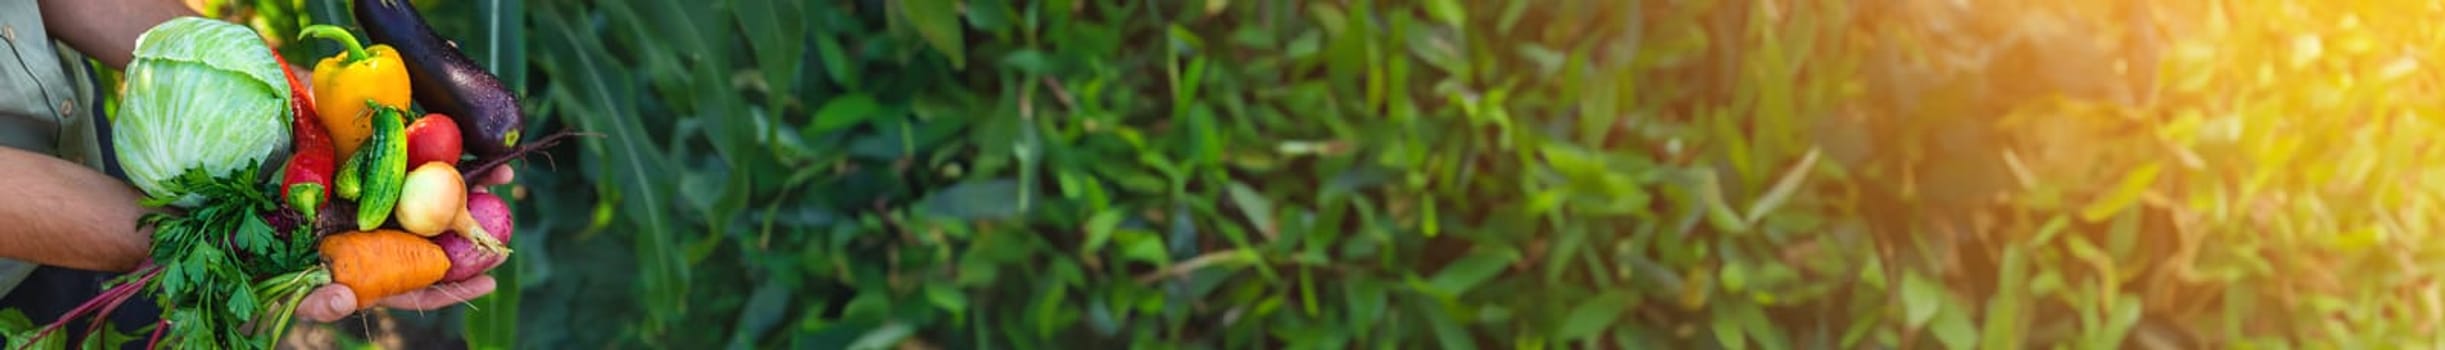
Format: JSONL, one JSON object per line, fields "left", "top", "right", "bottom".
{"left": 145, "top": 318, "right": 167, "bottom": 350}
{"left": 83, "top": 268, "right": 161, "bottom": 336}
{"left": 256, "top": 267, "right": 329, "bottom": 349}
{"left": 30, "top": 265, "right": 159, "bottom": 344}
{"left": 298, "top": 25, "right": 372, "bottom": 63}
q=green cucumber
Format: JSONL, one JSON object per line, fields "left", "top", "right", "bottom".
{"left": 355, "top": 103, "right": 410, "bottom": 231}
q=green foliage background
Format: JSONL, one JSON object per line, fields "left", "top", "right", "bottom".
{"left": 132, "top": 0, "right": 2445, "bottom": 348}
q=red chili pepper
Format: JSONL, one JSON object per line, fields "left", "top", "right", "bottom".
{"left": 275, "top": 50, "right": 338, "bottom": 218}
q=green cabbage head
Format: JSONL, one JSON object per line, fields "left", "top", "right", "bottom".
{"left": 114, "top": 17, "right": 291, "bottom": 206}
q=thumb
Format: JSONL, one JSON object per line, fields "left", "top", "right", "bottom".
{"left": 297, "top": 285, "right": 359, "bottom": 323}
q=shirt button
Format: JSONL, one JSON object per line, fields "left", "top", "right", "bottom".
{"left": 60, "top": 99, "right": 74, "bottom": 116}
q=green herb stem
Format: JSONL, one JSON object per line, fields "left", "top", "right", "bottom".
{"left": 255, "top": 267, "right": 328, "bottom": 349}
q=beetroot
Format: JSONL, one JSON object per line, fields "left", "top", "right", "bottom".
{"left": 436, "top": 192, "right": 514, "bottom": 282}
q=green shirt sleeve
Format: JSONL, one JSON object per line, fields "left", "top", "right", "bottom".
{"left": 0, "top": 0, "right": 108, "bottom": 298}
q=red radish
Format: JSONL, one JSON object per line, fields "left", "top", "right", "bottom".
{"left": 466, "top": 192, "right": 514, "bottom": 241}
{"left": 437, "top": 192, "right": 513, "bottom": 282}
{"left": 406, "top": 113, "right": 463, "bottom": 167}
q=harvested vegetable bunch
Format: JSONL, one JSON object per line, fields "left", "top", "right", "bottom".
{"left": 25, "top": 17, "right": 313, "bottom": 349}
{"left": 19, "top": 18, "right": 491, "bottom": 350}
{"left": 299, "top": 24, "right": 411, "bottom": 158}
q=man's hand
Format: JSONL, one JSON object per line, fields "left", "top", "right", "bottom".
{"left": 297, "top": 167, "right": 516, "bottom": 322}
{"left": 0, "top": 148, "right": 156, "bottom": 272}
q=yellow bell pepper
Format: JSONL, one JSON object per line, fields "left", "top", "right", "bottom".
{"left": 300, "top": 25, "right": 413, "bottom": 158}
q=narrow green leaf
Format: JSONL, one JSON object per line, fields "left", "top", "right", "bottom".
{"left": 733, "top": 0, "right": 805, "bottom": 97}
{"left": 1555, "top": 291, "right": 1635, "bottom": 340}
{"left": 1423, "top": 298, "right": 1481, "bottom": 350}
{"left": 1982, "top": 244, "right": 2030, "bottom": 350}
{"left": 1697, "top": 168, "right": 1751, "bottom": 233}
{"left": 916, "top": 179, "right": 1024, "bottom": 220}
{"left": 1226, "top": 182, "right": 1277, "bottom": 239}
{"left": 846, "top": 323, "right": 915, "bottom": 350}
{"left": 2097, "top": 294, "right": 2146, "bottom": 347}
{"left": 1119, "top": 231, "right": 1172, "bottom": 265}
{"left": 2080, "top": 162, "right": 2162, "bottom": 222}
{"left": 1423, "top": 0, "right": 1466, "bottom": 26}
{"left": 1343, "top": 278, "right": 1388, "bottom": 334}
{"left": 1424, "top": 249, "right": 1519, "bottom": 297}
{"left": 0, "top": 309, "right": 31, "bottom": 334}
{"left": 814, "top": 32, "right": 860, "bottom": 87}
{"left": 1744, "top": 148, "right": 1821, "bottom": 224}
{"left": 1901, "top": 271, "right": 1943, "bottom": 328}
{"left": 1001, "top": 50, "right": 1053, "bottom": 75}
{"left": 479, "top": 0, "right": 526, "bottom": 93}
{"left": 1929, "top": 295, "right": 1979, "bottom": 350}
{"left": 1720, "top": 262, "right": 1750, "bottom": 293}
{"left": 964, "top": 0, "right": 1014, "bottom": 32}
{"left": 536, "top": 14, "right": 688, "bottom": 325}
{"left": 2029, "top": 215, "right": 2072, "bottom": 245}
{"left": 925, "top": 283, "right": 969, "bottom": 314}
{"left": 466, "top": 238, "right": 520, "bottom": 350}
{"left": 807, "top": 94, "right": 883, "bottom": 135}
{"left": 1839, "top": 307, "right": 1885, "bottom": 348}
{"left": 1083, "top": 209, "right": 1125, "bottom": 254}
{"left": 900, "top": 0, "right": 966, "bottom": 68}
{"left": 1712, "top": 305, "right": 1748, "bottom": 350}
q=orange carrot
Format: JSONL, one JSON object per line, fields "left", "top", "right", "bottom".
{"left": 319, "top": 230, "right": 451, "bottom": 308}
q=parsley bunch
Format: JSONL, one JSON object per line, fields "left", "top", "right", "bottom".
{"left": 21, "top": 167, "right": 328, "bottom": 350}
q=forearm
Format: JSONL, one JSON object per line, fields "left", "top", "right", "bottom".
{"left": 0, "top": 147, "right": 154, "bottom": 272}
{"left": 40, "top": 0, "right": 200, "bottom": 69}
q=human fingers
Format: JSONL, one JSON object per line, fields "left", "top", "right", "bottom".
{"left": 377, "top": 275, "right": 497, "bottom": 310}
{"left": 469, "top": 166, "right": 515, "bottom": 193}
{"left": 296, "top": 284, "right": 359, "bottom": 323}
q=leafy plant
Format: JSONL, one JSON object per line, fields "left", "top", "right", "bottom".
{"left": 55, "top": 0, "right": 2445, "bottom": 348}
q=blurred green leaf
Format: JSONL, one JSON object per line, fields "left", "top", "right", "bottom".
{"left": 1224, "top": 182, "right": 1276, "bottom": 240}
{"left": 733, "top": 0, "right": 806, "bottom": 98}
{"left": 1745, "top": 148, "right": 1820, "bottom": 224}
{"left": 1422, "top": 249, "right": 1519, "bottom": 298}
{"left": 925, "top": 283, "right": 969, "bottom": 315}
{"left": 1902, "top": 271, "right": 1942, "bottom": 329}
{"left": 1981, "top": 245, "right": 2030, "bottom": 350}
{"left": 900, "top": 0, "right": 966, "bottom": 68}
{"left": 534, "top": 8, "right": 690, "bottom": 330}
{"left": 1712, "top": 305, "right": 1748, "bottom": 350}
{"left": 1929, "top": 295, "right": 1978, "bottom": 350}
{"left": 2080, "top": 162, "right": 2161, "bottom": 222}
{"left": 1555, "top": 290, "right": 1634, "bottom": 340}
{"left": 1082, "top": 209, "right": 1125, "bottom": 254}
{"left": 917, "top": 179, "right": 1024, "bottom": 220}
{"left": 1422, "top": 298, "right": 1481, "bottom": 350}
{"left": 1423, "top": 0, "right": 1466, "bottom": 27}
{"left": 814, "top": 31, "right": 860, "bottom": 87}
{"left": 808, "top": 94, "right": 884, "bottom": 135}
{"left": 845, "top": 323, "right": 914, "bottom": 350}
